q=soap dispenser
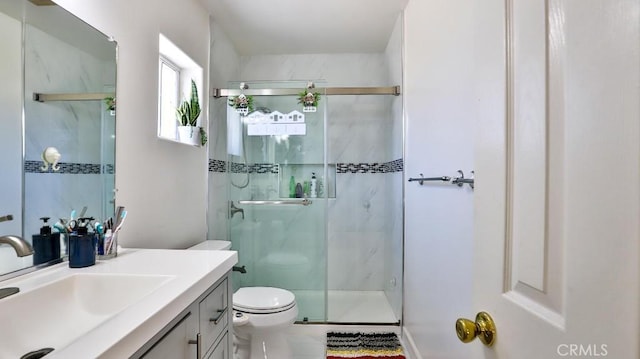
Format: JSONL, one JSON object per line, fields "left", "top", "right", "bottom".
{"left": 33, "top": 217, "right": 61, "bottom": 265}
{"left": 68, "top": 217, "right": 96, "bottom": 268}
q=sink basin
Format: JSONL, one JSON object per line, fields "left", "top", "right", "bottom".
{"left": 0, "top": 273, "right": 173, "bottom": 358}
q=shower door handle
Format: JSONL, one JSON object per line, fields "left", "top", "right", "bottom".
{"left": 238, "top": 199, "right": 313, "bottom": 206}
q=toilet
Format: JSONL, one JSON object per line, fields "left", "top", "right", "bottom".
{"left": 232, "top": 286, "right": 298, "bottom": 359}
{"left": 187, "top": 241, "right": 298, "bottom": 359}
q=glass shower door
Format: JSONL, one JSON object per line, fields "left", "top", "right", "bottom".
{"left": 227, "top": 81, "right": 327, "bottom": 322}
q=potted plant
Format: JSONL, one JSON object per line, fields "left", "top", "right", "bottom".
{"left": 176, "top": 79, "right": 207, "bottom": 145}
{"left": 228, "top": 94, "right": 254, "bottom": 115}
{"left": 104, "top": 96, "right": 116, "bottom": 116}
{"left": 298, "top": 89, "right": 320, "bottom": 112}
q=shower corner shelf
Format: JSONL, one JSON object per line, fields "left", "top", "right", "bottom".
{"left": 278, "top": 163, "right": 336, "bottom": 199}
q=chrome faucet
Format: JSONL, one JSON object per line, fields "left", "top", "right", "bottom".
{"left": 0, "top": 214, "right": 14, "bottom": 223}
{"left": 229, "top": 201, "right": 244, "bottom": 219}
{"left": 0, "top": 214, "right": 34, "bottom": 257}
{"left": 0, "top": 235, "right": 34, "bottom": 257}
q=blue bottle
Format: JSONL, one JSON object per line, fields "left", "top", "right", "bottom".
{"left": 33, "top": 217, "right": 61, "bottom": 265}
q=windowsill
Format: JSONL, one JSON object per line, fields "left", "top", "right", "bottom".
{"left": 157, "top": 135, "right": 201, "bottom": 147}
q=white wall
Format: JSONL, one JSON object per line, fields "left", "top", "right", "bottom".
{"left": 402, "top": 1, "right": 478, "bottom": 358}
{"left": 55, "top": 0, "right": 210, "bottom": 249}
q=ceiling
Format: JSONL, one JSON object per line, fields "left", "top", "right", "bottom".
{"left": 203, "top": 0, "right": 408, "bottom": 56}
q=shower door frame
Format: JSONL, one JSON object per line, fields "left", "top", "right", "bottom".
{"left": 221, "top": 83, "right": 403, "bottom": 325}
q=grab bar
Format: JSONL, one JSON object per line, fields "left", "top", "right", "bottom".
{"left": 407, "top": 174, "right": 451, "bottom": 185}
{"left": 238, "top": 199, "right": 313, "bottom": 206}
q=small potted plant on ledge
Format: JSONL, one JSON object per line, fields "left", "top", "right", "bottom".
{"left": 176, "top": 79, "right": 207, "bottom": 146}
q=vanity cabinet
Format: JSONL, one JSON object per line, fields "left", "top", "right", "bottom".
{"left": 135, "top": 273, "right": 231, "bottom": 359}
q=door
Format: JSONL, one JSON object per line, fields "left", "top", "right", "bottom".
{"left": 470, "top": 0, "right": 639, "bottom": 358}
{"left": 227, "top": 81, "right": 327, "bottom": 322}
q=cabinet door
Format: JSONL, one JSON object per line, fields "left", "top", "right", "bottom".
{"left": 142, "top": 312, "right": 198, "bottom": 359}
{"left": 199, "top": 279, "right": 228, "bottom": 354}
{"left": 205, "top": 333, "right": 228, "bottom": 359}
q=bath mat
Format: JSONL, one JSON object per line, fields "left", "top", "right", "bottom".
{"left": 326, "top": 332, "right": 406, "bottom": 359}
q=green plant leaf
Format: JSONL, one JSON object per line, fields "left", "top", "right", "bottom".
{"left": 199, "top": 127, "right": 208, "bottom": 146}
{"left": 176, "top": 79, "right": 201, "bottom": 126}
{"left": 188, "top": 79, "right": 201, "bottom": 126}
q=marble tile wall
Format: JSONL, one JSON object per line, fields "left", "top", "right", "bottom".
{"left": 238, "top": 54, "right": 393, "bottom": 165}
{"left": 22, "top": 24, "right": 115, "bottom": 236}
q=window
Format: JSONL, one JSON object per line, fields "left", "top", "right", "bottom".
{"left": 158, "top": 56, "right": 180, "bottom": 139}
{"left": 157, "top": 33, "right": 203, "bottom": 144}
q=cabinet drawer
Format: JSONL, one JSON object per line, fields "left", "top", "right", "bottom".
{"left": 205, "top": 333, "right": 228, "bottom": 359}
{"left": 199, "top": 278, "right": 228, "bottom": 354}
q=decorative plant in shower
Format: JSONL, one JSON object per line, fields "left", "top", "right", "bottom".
{"left": 228, "top": 94, "right": 254, "bottom": 115}
{"left": 104, "top": 96, "right": 116, "bottom": 111}
{"left": 176, "top": 79, "right": 207, "bottom": 146}
{"left": 298, "top": 89, "right": 320, "bottom": 112}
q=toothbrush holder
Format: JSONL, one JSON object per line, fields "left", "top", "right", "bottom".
{"left": 97, "top": 231, "right": 118, "bottom": 260}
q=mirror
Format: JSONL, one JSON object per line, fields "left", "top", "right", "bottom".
{"left": 0, "top": 0, "right": 116, "bottom": 276}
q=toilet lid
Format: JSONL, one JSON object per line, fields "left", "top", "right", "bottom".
{"left": 233, "top": 287, "right": 296, "bottom": 313}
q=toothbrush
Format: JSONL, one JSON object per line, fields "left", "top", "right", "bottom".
{"left": 113, "top": 206, "right": 124, "bottom": 228}
{"left": 106, "top": 210, "right": 126, "bottom": 254}
{"left": 113, "top": 210, "right": 127, "bottom": 233}
{"left": 94, "top": 221, "right": 104, "bottom": 235}
{"left": 53, "top": 221, "right": 67, "bottom": 234}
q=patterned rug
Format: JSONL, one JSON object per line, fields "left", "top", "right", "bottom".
{"left": 326, "top": 332, "right": 406, "bottom": 359}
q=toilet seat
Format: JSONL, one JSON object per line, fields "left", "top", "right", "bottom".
{"left": 233, "top": 287, "right": 296, "bottom": 314}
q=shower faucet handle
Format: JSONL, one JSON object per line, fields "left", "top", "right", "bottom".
{"left": 229, "top": 201, "right": 245, "bottom": 219}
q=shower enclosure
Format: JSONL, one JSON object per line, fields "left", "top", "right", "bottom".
{"left": 224, "top": 80, "right": 403, "bottom": 325}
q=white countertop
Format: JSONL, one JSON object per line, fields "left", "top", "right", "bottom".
{"left": 0, "top": 248, "right": 237, "bottom": 358}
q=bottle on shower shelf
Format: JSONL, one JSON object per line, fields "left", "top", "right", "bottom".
{"left": 289, "top": 176, "right": 296, "bottom": 198}
{"left": 316, "top": 175, "right": 323, "bottom": 197}
{"left": 310, "top": 172, "right": 317, "bottom": 198}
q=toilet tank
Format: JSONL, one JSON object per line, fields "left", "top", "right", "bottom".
{"left": 188, "top": 240, "right": 232, "bottom": 251}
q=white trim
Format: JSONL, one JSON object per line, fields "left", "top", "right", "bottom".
{"left": 402, "top": 327, "right": 423, "bottom": 359}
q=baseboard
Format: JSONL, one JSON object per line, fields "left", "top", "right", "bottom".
{"left": 402, "top": 327, "right": 423, "bottom": 359}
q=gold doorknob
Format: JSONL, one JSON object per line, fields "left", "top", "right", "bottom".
{"left": 455, "top": 312, "right": 496, "bottom": 347}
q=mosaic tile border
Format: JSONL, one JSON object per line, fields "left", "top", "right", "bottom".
{"left": 24, "top": 160, "right": 114, "bottom": 174}
{"left": 336, "top": 159, "right": 403, "bottom": 174}
{"left": 209, "top": 158, "right": 403, "bottom": 174}
{"left": 231, "top": 163, "right": 280, "bottom": 174}
{"left": 209, "top": 160, "right": 280, "bottom": 174}
{"left": 209, "top": 159, "right": 227, "bottom": 173}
